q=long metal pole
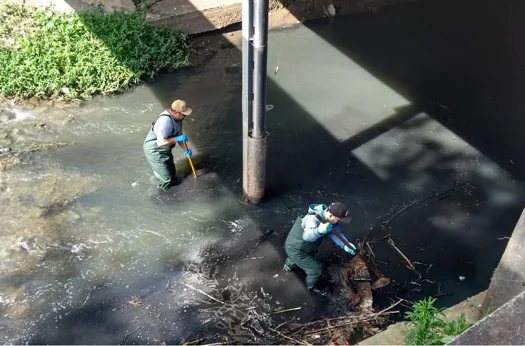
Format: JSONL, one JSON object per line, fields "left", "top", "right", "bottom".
{"left": 242, "top": 0, "right": 253, "bottom": 198}
{"left": 252, "top": 0, "right": 268, "bottom": 139}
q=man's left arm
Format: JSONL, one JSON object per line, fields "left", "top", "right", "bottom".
{"left": 176, "top": 124, "right": 192, "bottom": 157}
{"left": 175, "top": 123, "right": 184, "bottom": 146}
{"left": 329, "top": 225, "right": 356, "bottom": 255}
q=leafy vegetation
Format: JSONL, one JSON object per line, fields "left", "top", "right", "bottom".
{"left": 0, "top": 3, "right": 189, "bottom": 100}
{"left": 404, "top": 297, "right": 477, "bottom": 345}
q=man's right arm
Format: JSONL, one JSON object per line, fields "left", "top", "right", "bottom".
{"left": 154, "top": 117, "right": 176, "bottom": 147}
{"left": 302, "top": 216, "right": 332, "bottom": 242}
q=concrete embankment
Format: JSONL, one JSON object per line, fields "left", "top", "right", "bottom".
{"left": 2, "top": 0, "right": 419, "bottom": 34}
{"left": 358, "top": 291, "right": 486, "bottom": 345}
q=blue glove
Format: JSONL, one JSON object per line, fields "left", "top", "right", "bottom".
{"left": 175, "top": 134, "right": 188, "bottom": 142}
{"left": 183, "top": 149, "right": 192, "bottom": 158}
{"left": 318, "top": 222, "right": 333, "bottom": 235}
{"left": 344, "top": 242, "right": 356, "bottom": 256}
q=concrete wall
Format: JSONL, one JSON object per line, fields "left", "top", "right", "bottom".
{"left": 448, "top": 291, "right": 525, "bottom": 345}
{"left": 482, "top": 207, "right": 525, "bottom": 312}
{"left": 1, "top": 0, "right": 420, "bottom": 34}
{"left": 361, "top": 208, "right": 525, "bottom": 345}
{"left": 444, "top": 208, "right": 525, "bottom": 344}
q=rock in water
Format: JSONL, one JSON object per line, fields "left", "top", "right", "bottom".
{"left": 148, "top": 170, "right": 222, "bottom": 204}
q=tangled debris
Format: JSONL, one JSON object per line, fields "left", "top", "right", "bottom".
{"left": 178, "top": 256, "right": 400, "bottom": 345}
{"left": 275, "top": 300, "right": 401, "bottom": 345}
{"left": 270, "top": 256, "right": 400, "bottom": 345}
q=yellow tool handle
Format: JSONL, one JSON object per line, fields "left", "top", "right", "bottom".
{"left": 181, "top": 141, "right": 197, "bottom": 178}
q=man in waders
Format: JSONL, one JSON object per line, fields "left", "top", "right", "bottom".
{"left": 283, "top": 202, "right": 356, "bottom": 294}
{"left": 143, "top": 100, "right": 193, "bottom": 190}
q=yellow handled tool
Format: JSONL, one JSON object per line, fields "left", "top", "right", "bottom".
{"left": 181, "top": 141, "right": 197, "bottom": 178}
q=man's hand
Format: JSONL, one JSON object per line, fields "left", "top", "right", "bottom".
{"left": 344, "top": 242, "right": 357, "bottom": 256}
{"left": 175, "top": 134, "right": 188, "bottom": 142}
{"left": 183, "top": 149, "right": 192, "bottom": 158}
{"left": 318, "top": 222, "right": 333, "bottom": 235}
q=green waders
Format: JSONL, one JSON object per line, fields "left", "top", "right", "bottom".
{"left": 143, "top": 115, "right": 178, "bottom": 191}
{"left": 284, "top": 216, "right": 323, "bottom": 289}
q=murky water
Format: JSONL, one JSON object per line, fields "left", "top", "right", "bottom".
{"left": 2, "top": 1, "right": 525, "bottom": 343}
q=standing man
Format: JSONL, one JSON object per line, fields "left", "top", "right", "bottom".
{"left": 143, "top": 100, "right": 193, "bottom": 191}
{"left": 283, "top": 202, "right": 356, "bottom": 294}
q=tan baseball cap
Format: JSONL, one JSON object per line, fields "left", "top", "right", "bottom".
{"left": 171, "top": 100, "right": 192, "bottom": 116}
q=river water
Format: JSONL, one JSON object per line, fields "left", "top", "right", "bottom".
{"left": 2, "top": 0, "right": 525, "bottom": 344}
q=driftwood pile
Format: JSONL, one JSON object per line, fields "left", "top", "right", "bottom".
{"left": 275, "top": 256, "right": 400, "bottom": 345}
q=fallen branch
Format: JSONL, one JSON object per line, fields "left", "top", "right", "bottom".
{"left": 372, "top": 234, "right": 391, "bottom": 243}
{"left": 360, "top": 187, "right": 456, "bottom": 247}
{"left": 270, "top": 307, "right": 302, "bottom": 315}
{"left": 366, "top": 242, "right": 376, "bottom": 260}
{"left": 303, "top": 312, "right": 399, "bottom": 336}
{"left": 112, "top": 303, "right": 128, "bottom": 312}
{"left": 122, "top": 326, "right": 141, "bottom": 340}
{"left": 376, "top": 259, "right": 389, "bottom": 266}
{"left": 387, "top": 238, "right": 418, "bottom": 275}
{"left": 413, "top": 261, "right": 432, "bottom": 269}
{"left": 435, "top": 283, "right": 450, "bottom": 298}
{"left": 271, "top": 327, "right": 311, "bottom": 345}
{"left": 183, "top": 284, "right": 224, "bottom": 305}
{"left": 293, "top": 310, "right": 400, "bottom": 329}
{"left": 275, "top": 319, "right": 293, "bottom": 330}
{"left": 291, "top": 300, "right": 402, "bottom": 332}
{"left": 182, "top": 338, "right": 206, "bottom": 345}
{"left": 375, "top": 299, "right": 404, "bottom": 315}
{"left": 289, "top": 324, "right": 309, "bottom": 337}
{"left": 326, "top": 320, "right": 333, "bottom": 338}
{"left": 79, "top": 287, "right": 95, "bottom": 309}
{"left": 380, "top": 188, "right": 455, "bottom": 231}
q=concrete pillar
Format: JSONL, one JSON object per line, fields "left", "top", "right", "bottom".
{"left": 242, "top": 0, "right": 269, "bottom": 204}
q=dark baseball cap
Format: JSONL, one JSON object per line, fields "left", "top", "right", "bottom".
{"left": 327, "top": 202, "right": 352, "bottom": 224}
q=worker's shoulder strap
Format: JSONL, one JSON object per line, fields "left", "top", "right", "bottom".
{"left": 304, "top": 212, "right": 326, "bottom": 224}
{"left": 151, "top": 111, "right": 171, "bottom": 127}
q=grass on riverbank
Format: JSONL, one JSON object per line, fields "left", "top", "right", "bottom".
{"left": 403, "top": 297, "right": 494, "bottom": 345}
{"left": 0, "top": 4, "right": 189, "bottom": 100}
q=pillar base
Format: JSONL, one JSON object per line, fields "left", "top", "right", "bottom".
{"left": 243, "top": 131, "right": 267, "bottom": 204}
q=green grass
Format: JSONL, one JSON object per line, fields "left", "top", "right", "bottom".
{"left": 404, "top": 297, "right": 476, "bottom": 345}
{"left": 0, "top": 4, "right": 189, "bottom": 100}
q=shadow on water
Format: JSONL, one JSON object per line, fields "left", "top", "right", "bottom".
{"left": 3, "top": 0, "right": 525, "bottom": 343}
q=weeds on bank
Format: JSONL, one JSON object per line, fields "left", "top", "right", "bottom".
{"left": 404, "top": 297, "right": 478, "bottom": 345}
{"left": 0, "top": 3, "right": 189, "bottom": 100}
